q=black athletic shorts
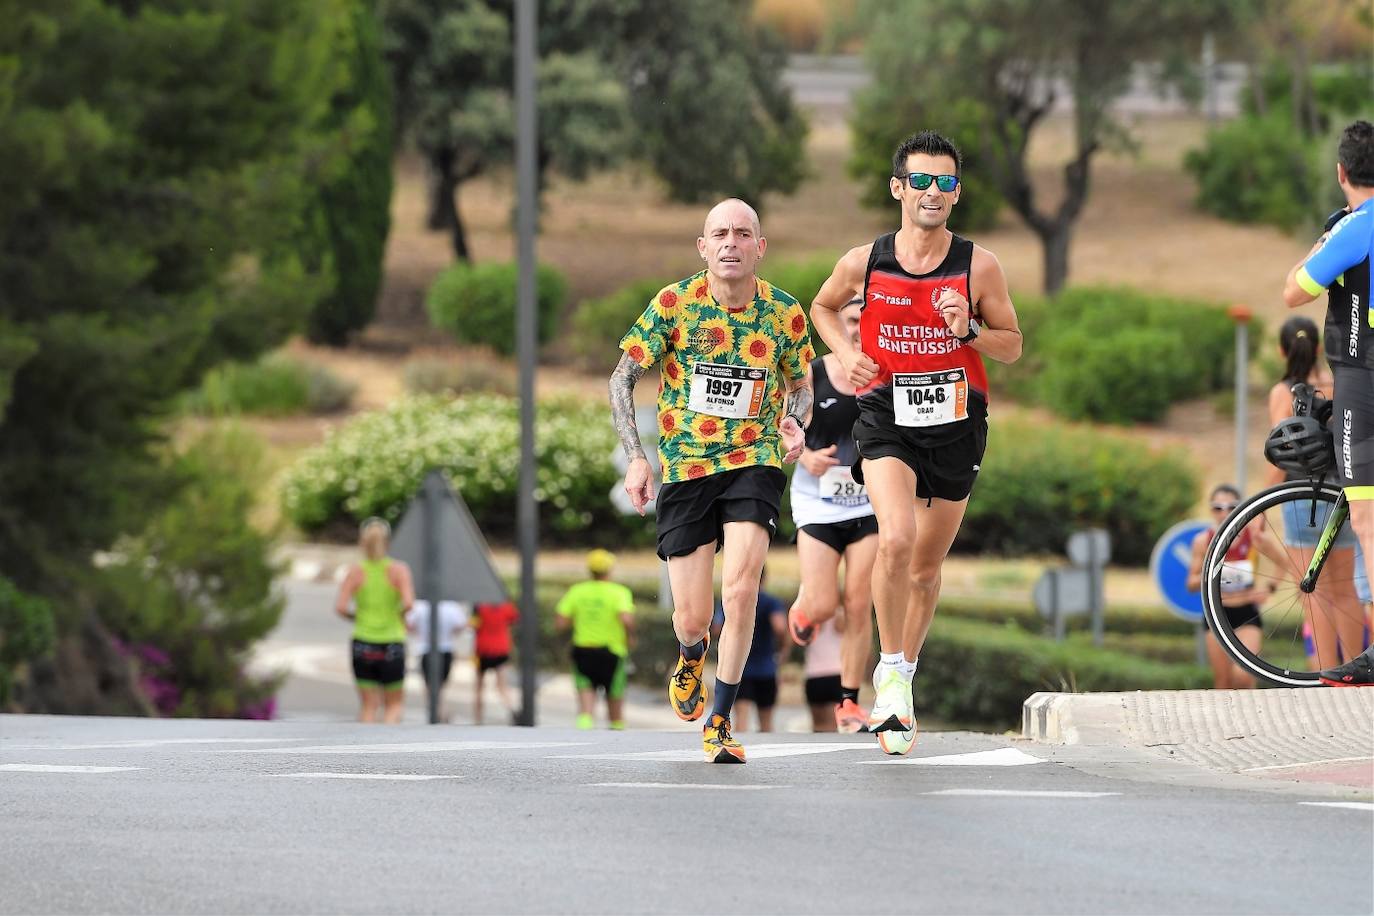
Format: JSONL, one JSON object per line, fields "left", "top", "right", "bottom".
{"left": 1204, "top": 602, "right": 1261, "bottom": 633}
{"left": 417, "top": 650, "right": 453, "bottom": 686}
{"left": 852, "top": 414, "right": 987, "bottom": 503}
{"left": 656, "top": 466, "right": 786, "bottom": 560}
{"left": 805, "top": 674, "right": 844, "bottom": 706}
{"left": 352, "top": 640, "right": 405, "bottom": 688}
{"left": 800, "top": 515, "right": 879, "bottom": 554}
{"left": 478, "top": 653, "right": 509, "bottom": 673}
{"left": 737, "top": 674, "right": 778, "bottom": 710}
{"left": 571, "top": 645, "right": 621, "bottom": 693}
{"left": 1332, "top": 364, "right": 1374, "bottom": 489}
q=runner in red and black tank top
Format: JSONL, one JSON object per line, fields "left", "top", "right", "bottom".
{"left": 858, "top": 231, "right": 988, "bottom": 446}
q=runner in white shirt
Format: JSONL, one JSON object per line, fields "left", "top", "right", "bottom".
{"left": 785, "top": 298, "right": 878, "bottom": 732}
{"left": 406, "top": 599, "right": 469, "bottom": 722}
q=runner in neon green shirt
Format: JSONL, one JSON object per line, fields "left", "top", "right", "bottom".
{"left": 556, "top": 549, "right": 636, "bottom": 729}
{"left": 335, "top": 518, "right": 414, "bottom": 723}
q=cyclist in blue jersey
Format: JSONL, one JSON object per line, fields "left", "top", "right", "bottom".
{"left": 1282, "top": 120, "right": 1374, "bottom": 685}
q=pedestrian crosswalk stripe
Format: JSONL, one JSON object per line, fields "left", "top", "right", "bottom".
{"left": 274, "top": 772, "right": 462, "bottom": 781}
{"left": 858, "top": 747, "right": 1045, "bottom": 767}
{"left": 585, "top": 782, "right": 787, "bottom": 790}
{"left": 924, "top": 789, "right": 1119, "bottom": 798}
{"left": 1300, "top": 802, "right": 1374, "bottom": 812}
{"left": 0, "top": 764, "right": 144, "bottom": 774}
{"left": 222, "top": 741, "right": 585, "bottom": 755}
{"left": 552, "top": 742, "right": 871, "bottom": 762}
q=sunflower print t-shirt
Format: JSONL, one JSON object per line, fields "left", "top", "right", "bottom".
{"left": 619, "top": 271, "right": 814, "bottom": 483}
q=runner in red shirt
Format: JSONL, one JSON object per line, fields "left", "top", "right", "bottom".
{"left": 472, "top": 602, "right": 517, "bottom": 725}
{"left": 810, "top": 130, "right": 1023, "bottom": 755}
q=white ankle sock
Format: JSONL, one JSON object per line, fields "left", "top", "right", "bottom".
{"left": 897, "top": 656, "right": 918, "bottom": 680}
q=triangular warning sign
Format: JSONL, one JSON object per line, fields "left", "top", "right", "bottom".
{"left": 391, "top": 470, "right": 508, "bottom": 604}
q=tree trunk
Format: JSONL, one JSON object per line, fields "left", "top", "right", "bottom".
{"left": 1040, "top": 221, "right": 1072, "bottom": 297}
{"left": 426, "top": 150, "right": 471, "bottom": 262}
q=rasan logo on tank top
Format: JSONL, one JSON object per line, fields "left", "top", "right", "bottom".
{"left": 869, "top": 290, "right": 912, "bottom": 307}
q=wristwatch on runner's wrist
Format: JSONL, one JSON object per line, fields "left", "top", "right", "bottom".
{"left": 957, "top": 320, "right": 981, "bottom": 344}
{"left": 785, "top": 412, "right": 807, "bottom": 431}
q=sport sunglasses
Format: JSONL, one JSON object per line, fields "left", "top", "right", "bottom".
{"left": 897, "top": 172, "right": 959, "bottom": 192}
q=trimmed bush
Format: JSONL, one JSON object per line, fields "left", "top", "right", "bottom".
{"left": 183, "top": 355, "right": 355, "bottom": 416}
{"left": 962, "top": 419, "right": 1197, "bottom": 565}
{"left": 987, "top": 286, "right": 1257, "bottom": 423}
{"left": 425, "top": 261, "right": 567, "bottom": 356}
{"left": 567, "top": 279, "right": 666, "bottom": 370}
{"left": 280, "top": 394, "right": 645, "bottom": 544}
{"left": 916, "top": 616, "right": 1209, "bottom": 729}
{"left": 402, "top": 355, "right": 516, "bottom": 397}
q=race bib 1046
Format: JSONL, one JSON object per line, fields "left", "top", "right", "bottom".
{"left": 819, "top": 465, "right": 868, "bottom": 506}
{"left": 892, "top": 369, "right": 968, "bottom": 428}
{"left": 687, "top": 362, "right": 768, "bottom": 419}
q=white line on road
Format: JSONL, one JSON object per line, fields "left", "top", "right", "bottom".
{"left": 585, "top": 782, "right": 787, "bottom": 790}
{"left": 1, "top": 738, "right": 305, "bottom": 751}
{"left": 857, "top": 748, "right": 1046, "bottom": 767}
{"left": 1300, "top": 802, "right": 1374, "bottom": 812}
{"left": 924, "top": 789, "right": 1120, "bottom": 798}
{"left": 0, "top": 764, "right": 144, "bottom": 774}
{"left": 223, "top": 741, "right": 586, "bottom": 755}
{"left": 274, "top": 772, "right": 463, "bottom": 781}
{"left": 1242, "top": 757, "right": 1374, "bottom": 772}
{"left": 552, "top": 742, "right": 870, "bottom": 762}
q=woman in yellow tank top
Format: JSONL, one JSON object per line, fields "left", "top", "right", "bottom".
{"left": 335, "top": 518, "right": 415, "bottom": 723}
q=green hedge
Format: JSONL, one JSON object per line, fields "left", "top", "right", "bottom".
{"left": 426, "top": 261, "right": 567, "bottom": 356}
{"left": 280, "top": 394, "right": 647, "bottom": 544}
{"left": 567, "top": 279, "right": 666, "bottom": 371}
{"left": 988, "top": 286, "right": 1257, "bottom": 424}
{"left": 0, "top": 575, "right": 55, "bottom": 707}
{"left": 915, "top": 616, "right": 1209, "bottom": 729}
{"left": 182, "top": 354, "right": 355, "bottom": 416}
{"left": 962, "top": 419, "right": 1197, "bottom": 565}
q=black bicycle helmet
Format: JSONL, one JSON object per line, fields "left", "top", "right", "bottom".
{"left": 1264, "top": 414, "right": 1334, "bottom": 477}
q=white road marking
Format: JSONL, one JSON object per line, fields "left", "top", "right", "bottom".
{"left": 585, "top": 782, "right": 787, "bottom": 790}
{"left": 552, "top": 742, "right": 870, "bottom": 762}
{"left": 924, "top": 789, "right": 1119, "bottom": 798}
{"left": 1300, "top": 802, "right": 1374, "bottom": 812}
{"left": 274, "top": 772, "right": 462, "bottom": 781}
{"left": 858, "top": 747, "right": 1046, "bottom": 767}
{"left": 224, "top": 741, "right": 585, "bottom": 755}
{"left": 0, "top": 764, "right": 144, "bottom": 774}
{"left": 1, "top": 738, "right": 304, "bottom": 751}
{"left": 1242, "top": 756, "right": 1374, "bottom": 772}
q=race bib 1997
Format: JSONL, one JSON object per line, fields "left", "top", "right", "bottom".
{"left": 892, "top": 369, "right": 968, "bottom": 428}
{"left": 687, "top": 362, "right": 768, "bottom": 419}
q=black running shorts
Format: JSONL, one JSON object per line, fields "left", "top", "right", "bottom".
{"left": 655, "top": 466, "right": 786, "bottom": 559}
{"left": 351, "top": 640, "right": 405, "bottom": 688}
{"left": 804, "top": 674, "right": 844, "bottom": 706}
{"left": 571, "top": 645, "right": 623, "bottom": 694}
{"left": 477, "top": 653, "right": 509, "bottom": 674}
{"left": 417, "top": 650, "right": 453, "bottom": 686}
{"left": 852, "top": 414, "right": 987, "bottom": 503}
{"left": 1204, "top": 602, "right": 1261, "bottom": 633}
{"left": 799, "top": 515, "right": 879, "bottom": 554}
{"left": 737, "top": 674, "right": 779, "bottom": 709}
{"left": 1332, "top": 364, "right": 1374, "bottom": 490}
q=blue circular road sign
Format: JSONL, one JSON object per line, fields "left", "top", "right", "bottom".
{"left": 1149, "top": 520, "right": 1209, "bottom": 624}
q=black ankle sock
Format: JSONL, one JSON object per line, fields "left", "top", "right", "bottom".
{"left": 680, "top": 638, "right": 706, "bottom": 662}
{"left": 839, "top": 685, "right": 859, "bottom": 704}
{"left": 711, "top": 678, "right": 739, "bottom": 720}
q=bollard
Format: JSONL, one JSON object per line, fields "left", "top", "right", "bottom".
{"left": 1229, "top": 303, "right": 1252, "bottom": 495}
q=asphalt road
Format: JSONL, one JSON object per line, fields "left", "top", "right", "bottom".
{"left": 2, "top": 715, "right": 1370, "bottom": 915}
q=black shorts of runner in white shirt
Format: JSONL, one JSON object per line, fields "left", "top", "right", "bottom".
{"left": 655, "top": 466, "right": 786, "bottom": 560}
{"left": 852, "top": 414, "right": 987, "bottom": 503}
{"left": 799, "top": 515, "right": 879, "bottom": 554}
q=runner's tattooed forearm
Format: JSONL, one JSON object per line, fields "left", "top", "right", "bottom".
{"left": 784, "top": 383, "right": 813, "bottom": 428}
{"left": 609, "top": 353, "right": 648, "bottom": 460}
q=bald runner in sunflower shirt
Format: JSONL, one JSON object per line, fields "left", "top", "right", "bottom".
{"left": 610, "top": 198, "right": 815, "bottom": 764}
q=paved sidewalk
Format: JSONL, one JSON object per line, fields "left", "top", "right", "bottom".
{"left": 1023, "top": 688, "right": 1374, "bottom": 791}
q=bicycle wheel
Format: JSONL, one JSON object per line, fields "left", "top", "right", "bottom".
{"left": 1202, "top": 480, "right": 1370, "bottom": 687}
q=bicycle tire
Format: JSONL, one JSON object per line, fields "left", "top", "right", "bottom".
{"left": 1202, "top": 479, "right": 1365, "bottom": 687}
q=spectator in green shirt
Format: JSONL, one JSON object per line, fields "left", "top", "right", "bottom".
{"left": 556, "top": 549, "right": 637, "bottom": 730}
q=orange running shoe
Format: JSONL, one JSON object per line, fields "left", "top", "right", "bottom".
{"left": 668, "top": 638, "right": 708, "bottom": 721}
{"left": 834, "top": 698, "right": 869, "bottom": 734}
{"left": 703, "top": 713, "right": 746, "bottom": 763}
